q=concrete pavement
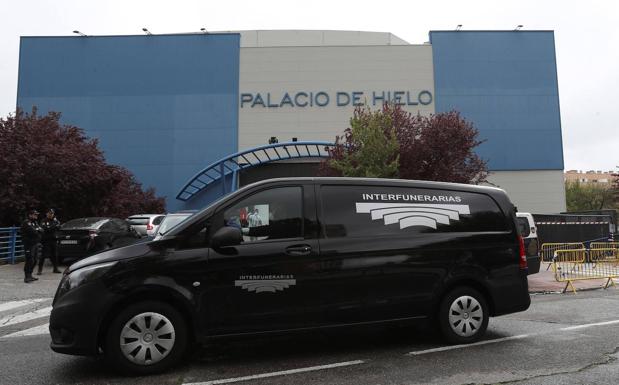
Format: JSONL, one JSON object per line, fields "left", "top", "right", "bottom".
{"left": 0, "top": 261, "right": 63, "bottom": 302}
{"left": 528, "top": 262, "right": 616, "bottom": 293}
{"left": 2, "top": 288, "right": 619, "bottom": 384}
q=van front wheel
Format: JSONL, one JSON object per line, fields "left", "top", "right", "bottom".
{"left": 439, "top": 287, "right": 489, "bottom": 344}
{"left": 104, "top": 301, "right": 187, "bottom": 374}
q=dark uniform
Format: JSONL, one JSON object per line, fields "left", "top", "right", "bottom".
{"left": 21, "top": 211, "right": 43, "bottom": 282}
{"left": 39, "top": 210, "right": 61, "bottom": 274}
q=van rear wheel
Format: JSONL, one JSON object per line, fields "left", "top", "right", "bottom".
{"left": 104, "top": 301, "right": 187, "bottom": 375}
{"left": 439, "top": 287, "right": 489, "bottom": 344}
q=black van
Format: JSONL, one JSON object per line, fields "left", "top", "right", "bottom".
{"left": 49, "top": 177, "right": 530, "bottom": 374}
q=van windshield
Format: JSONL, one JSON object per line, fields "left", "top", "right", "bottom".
{"left": 158, "top": 214, "right": 193, "bottom": 235}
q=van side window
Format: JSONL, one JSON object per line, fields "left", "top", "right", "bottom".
{"left": 222, "top": 186, "right": 303, "bottom": 242}
{"left": 320, "top": 185, "right": 508, "bottom": 238}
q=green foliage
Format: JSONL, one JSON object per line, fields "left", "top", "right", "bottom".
{"left": 321, "top": 104, "right": 488, "bottom": 184}
{"left": 327, "top": 106, "right": 399, "bottom": 178}
{"left": 565, "top": 181, "right": 616, "bottom": 211}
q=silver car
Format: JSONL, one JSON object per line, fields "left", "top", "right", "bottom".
{"left": 126, "top": 214, "right": 165, "bottom": 237}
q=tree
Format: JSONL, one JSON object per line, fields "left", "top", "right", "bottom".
{"left": 613, "top": 168, "right": 619, "bottom": 207}
{"left": 324, "top": 105, "right": 399, "bottom": 178}
{"left": 565, "top": 180, "right": 616, "bottom": 211}
{"left": 0, "top": 108, "right": 165, "bottom": 225}
{"left": 321, "top": 104, "right": 488, "bottom": 184}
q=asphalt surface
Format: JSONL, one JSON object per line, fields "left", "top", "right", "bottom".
{"left": 2, "top": 263, "right": 619, "bottom": 385}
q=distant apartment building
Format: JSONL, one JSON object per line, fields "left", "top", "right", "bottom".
{"left": 565, "top": 170, "right": 617, "bottom": 184}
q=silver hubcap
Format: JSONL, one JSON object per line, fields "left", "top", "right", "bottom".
{"left": 448, "top": 295, "right": 483, "bottom": 337}
{"left": 120, "top": 312, "right": 175, "bottom": 365}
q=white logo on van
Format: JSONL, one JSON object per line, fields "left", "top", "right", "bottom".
{"left": 235, "top": 275, "right": 296, "bottom": 293}
{"left": 356, "top": 202, "right": 470, "bottom": 230}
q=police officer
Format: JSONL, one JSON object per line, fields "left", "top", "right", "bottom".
{"left": 38, "top": 208, "right": 61, "bottom": 274}
{"left": 21, "top": 209, "right": 43, "bottom": 283}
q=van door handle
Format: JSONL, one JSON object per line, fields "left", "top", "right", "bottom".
{"left": 285, "top": 245, "right": 312, "bottom": 256}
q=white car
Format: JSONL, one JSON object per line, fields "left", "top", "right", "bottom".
{"left": 516, "top": 212, "right": 540, "bottom": 274}
{"left": 127, "top": 214, "right": 165, "bottom": 237}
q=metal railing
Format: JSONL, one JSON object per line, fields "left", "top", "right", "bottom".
{"left": 0, "top": 227, "right": 24, "bottom": 264}
{"left": 553, "top": 247, "right": 619, "bottom": 294}
{"left": 541, "top": 242, "right": 585, "bottom": 270}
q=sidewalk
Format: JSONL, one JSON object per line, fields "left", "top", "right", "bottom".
{"left": 528, "top": 263, "right": 616, "bottom": 293}
{"left": 0, "top": 262, "right": 63, "bottom": 302}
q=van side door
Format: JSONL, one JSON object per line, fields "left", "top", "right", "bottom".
{"left": 203, "top": 183, "right": 323, "bottom": 335}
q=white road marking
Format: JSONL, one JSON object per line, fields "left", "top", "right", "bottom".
{"left": 560, "top": 319, "right": 619, "bottom": 331}
{"left": 0, "top": 298, "right": 49, "bottom": 313}
{"left": 0, "top": 306, "right": 52, "bottom": 328}
{"left": 407, "top": 334, "right": 531, "bottom": 356}
{"left": 2, "top": 323, "right": 49, "bottom": 338}
{"left": 183, "top": 360, "right": 366, "bottom": 385}
{"left": 408, "top": 317, "right": 619, "bottom": 356}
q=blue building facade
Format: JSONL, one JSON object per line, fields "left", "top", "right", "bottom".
{"left": 18, "top": 34, "right": 240, "bottom": 211}
{"left": 17, "top": 30, "right": 564, "bottom": 212}
{"left": 430, "top": 31, "right": 563, "bottom": 171}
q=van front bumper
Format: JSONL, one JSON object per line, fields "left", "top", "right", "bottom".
{"left": 49, "top": 282, "right": 111, "bottom": 356}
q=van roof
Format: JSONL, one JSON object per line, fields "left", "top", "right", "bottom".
{"left": 244, "top": 177, "right": 506, "bottom": 195}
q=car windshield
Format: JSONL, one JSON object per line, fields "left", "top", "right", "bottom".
{"left": 157, "top": 214, "right": 193, "bottom": 235}
{"left": 61, "top": 218, "right": 107, "bottom": 230}
{"left": 127, "top": 217, "right": 150, "bottom": 225}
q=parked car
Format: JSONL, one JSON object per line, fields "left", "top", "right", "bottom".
{"left": 152, "top": 211, "right": 197, "bottom": 240}
{"left": 50, "top": 177, "right": 530, "bottom": 374}
{"left": 516, "top": 212, "right": 540, "bottom": 274}
{"left": 56, "top": 217, "right": 141, "bottom": 264}
{"left": 127, "top": 214, "right": 165, "bottom": 237}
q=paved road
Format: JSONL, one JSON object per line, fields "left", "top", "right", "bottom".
{"left": 1, "top": 264, "right": 619, "bottom": 384}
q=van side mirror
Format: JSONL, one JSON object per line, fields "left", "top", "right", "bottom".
{"left": 211, "top": 226, "right": 242, "bottom": 249}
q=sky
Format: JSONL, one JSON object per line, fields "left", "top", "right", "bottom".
{"left": 1, "top": 0, "right": 617, "bottom": 171}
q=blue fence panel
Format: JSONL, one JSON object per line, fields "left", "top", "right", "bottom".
{"left": 0, "top": 227, "right": 24, "bottom": 264}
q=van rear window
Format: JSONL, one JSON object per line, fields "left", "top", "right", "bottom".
{"left": 320, "top": 185, "right": 508, "bottom": 238}
{"left": 517, "top": 217, "right": 531, "bottom": 237}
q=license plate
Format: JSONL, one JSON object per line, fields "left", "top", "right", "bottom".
{"left": 60, "top": 240, "right": 78, "bottom": 245}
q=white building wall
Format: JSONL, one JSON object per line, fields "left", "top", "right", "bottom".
{"left": 485, "top": 170, "right": 566, "bottom": 213}
{"left": 235, "top": 30, "right": 410, "bottom": 47}
{"left": 236, "top": 31, "right": 565, "bottom": 215}
{"left": 239, "top": 45, "right": 435, "bottom": 149}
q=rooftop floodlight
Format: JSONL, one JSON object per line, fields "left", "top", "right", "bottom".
{"left": 515, "top": 25, "right": 523, "bottom": 30}
{"left": 200, "top": 28, "right": 208, "bottom": 34}
{"left": 73, "top": 30, "right": 87, "bottom": 36}
{"left": 456, "top": 24, "right": 462, "bottom": 31}
{"left": 142, "top": 27, "right": 152, "bottom": 35}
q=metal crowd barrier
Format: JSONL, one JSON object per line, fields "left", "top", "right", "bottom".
{"left": 589, "top": 242, "right": 619, "bottom": 250}
{"left": 541, "top": 242, "right": 585, "bottom": 270}
{"left": 553, "top": 248, "right": 619, "bottom": 294}
{"left": 0, "top": 227, "right": 24, "bottom": 264}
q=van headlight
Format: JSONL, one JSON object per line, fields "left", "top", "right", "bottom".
{"left": 57, "top": 262, "right": 117, "bottom": 298}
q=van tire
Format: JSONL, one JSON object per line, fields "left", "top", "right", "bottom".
{"left": 438, "top": 287, "right": 489, "bottom": 344}
{"left": 104, "top": 301, "right": 187, "bottom": 375}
